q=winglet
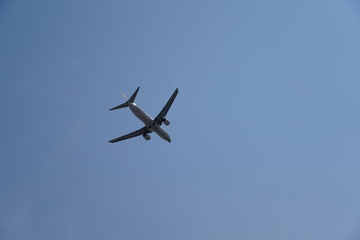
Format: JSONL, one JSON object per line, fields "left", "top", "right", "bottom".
{"left": 128, "top": 87, "right": 140, "bottom": 103}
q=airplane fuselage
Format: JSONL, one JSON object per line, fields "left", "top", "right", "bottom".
{"left": 128, "top": 102, "right": 171, "bottom": 142}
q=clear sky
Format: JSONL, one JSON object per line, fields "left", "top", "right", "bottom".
{"left": 1, "top": 0, "right": 360, "bottom": 239}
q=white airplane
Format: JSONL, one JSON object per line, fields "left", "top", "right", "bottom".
{"left": 109, "top": 87, "right": 178, "bottom": 143}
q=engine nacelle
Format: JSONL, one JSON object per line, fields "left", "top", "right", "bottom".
{"left": 163, "top": 119, "right": 170, "bottom": 126}
{"left": 143, "top": 134, "right": 151, "bottom": 140}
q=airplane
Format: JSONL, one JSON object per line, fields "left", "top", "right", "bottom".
{"left": 108, "top": 87, "right": 178, "bottom": 143}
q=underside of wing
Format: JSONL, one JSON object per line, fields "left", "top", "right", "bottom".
{"left": 108, "top": 127, "right": 147, "bottom": 143}
{"left": 155, "top": 88, "right": 178, "bottom": 124}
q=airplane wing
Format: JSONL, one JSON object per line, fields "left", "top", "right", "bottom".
{"left": 108, "top": 127, "right": 147, "bottom": 143}
{"left": 154, "top": 88, "right": 179, "bottom": 125}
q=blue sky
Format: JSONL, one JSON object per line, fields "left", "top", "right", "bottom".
{"left": 1, "top": 0, "right": 360, "bottom": 239}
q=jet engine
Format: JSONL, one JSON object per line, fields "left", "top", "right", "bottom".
{"left": 163, "top": 119, "right": 170, "bottom": 126}
{"left": 143, "top": 134, "right": 151, "bottom": 140}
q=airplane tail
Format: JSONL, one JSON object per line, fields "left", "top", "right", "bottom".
{"left": 109, "top": 87, "right": 140, "bottom": 111}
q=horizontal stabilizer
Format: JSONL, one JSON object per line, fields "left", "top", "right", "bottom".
{"left": 128, "top": 87, "right": 140, "bottom": 103}
{"left": 109, "top": 102, "right": 128, "bottom": 111}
